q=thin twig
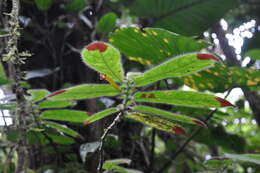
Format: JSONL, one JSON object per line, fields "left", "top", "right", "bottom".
{"left": 97, "top": 112, "right": 123, "bottom": 173}
{"left": 148, "top": 129, "right": 156, "bottom": 173}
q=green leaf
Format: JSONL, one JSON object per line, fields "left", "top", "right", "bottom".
{"left": 103, "top": 159, "right": 142, "bottom": 173}
{"left": 134, "top": 90, "right": 233, "bottom": 108}
{"left": 97, "top": 13, "right": 118, "bottom": 33}
{"left": 205, "top": 157, "right": 232, "bottom": 170}
{"left": 133, "top": 105, "right": 206, "bottom": 127}
{"left": 126, "top": 112, "right": 186, "bottom": 135}
{"left": 65, "top": 0, "right": 87, "bottom": 12}
{"left": 47, "top": 133, "right": 75, "bottom": 145}
{"left": 0, "top": 77, "right": 10, "bottom": 86}
{"left": 28, "top": 89, "right": 50, "bottom": 102}
{"left": 34, "top": 0, "right": 53, "bottom": 10}
{"left": 224, "top": 153, "right": 260, "bottom": 165}
{"left": 47, "top": 84, "right": 120, "bottom": 100}
{"left": 245, "top": 49, "right": 260, "bottom": 60}
{"left": 133, "top": 53, "right": 218, "bottom": 87}
{"left": 110, "top": 27, "right": 208, "bottom": 64}
{"left": 81, "top": 42, "right": 124, "bottom": 82}
{"left": 0, "top": 103, "right": 16, "bottom": 110}
{"left": 44, "top": 121, "right": 80, "bottom": 137}
{"left": 84, "top": 108, "right": 118, "bottom": 125}
{"left": 40, "top": 109, "right": 89, "bottom": 123}
{"left": 130, "top": 0, "right": 238, "bottom": 36}
{"left": 38, "top": 100, "right": 76, "bottom": 109}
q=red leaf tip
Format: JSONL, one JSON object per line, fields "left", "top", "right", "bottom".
{"left": 215, "top": 97, "right": 234, "bottom": 107}
{"left": 172, "top": 126, "right": 186, "bottom": 135}
{"left": 192, "top": 120, "right": 207, "bottom": 128}
{"left": 85, "top": 42, "right": 108, "bottom": 52}
{"left": 197, "top": 53, "right": 219, "bottom": 61}
{"left": 48, "top": 89, "right": 66, "bottom": 98}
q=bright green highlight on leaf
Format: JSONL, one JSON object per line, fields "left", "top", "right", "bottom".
{"left": 134, "top": 90, "right": 222, "bottom": 108}
{"left": 48, "top": 84, "right": 120, "bottom": 100}
{"left": 133, "top": 105, "right": 206, "bottom": 127}
{"left": 40, "top": 109, "right": 89, "bottom": 123}
{"left": 44, "top": 121, "right": 80, "bottom": 137}
{"left": 39, "top": 100, "right": 76, "bottom": 109}
{"left": 97, "top": 13, "right": 118, "bottom": 33}
{"left": 34, "top": 0, "right": 53, "bottom": 10}
{"left": 28, "top": 89, "right": 50, "bottom": 102}
{"left": 134, "top": 53, "right": 217, "bottom": 87}
{"left": 109, "top": 27, "right": 208, "bottom": 64}
{"left": 81, "top": 42, "right": 124, "bottom": 82}
{"left": 84, "top": 108, "right": 118, "bottom": 125}
{"left": 126, "top": 112, "right": 185, "bottom": 134}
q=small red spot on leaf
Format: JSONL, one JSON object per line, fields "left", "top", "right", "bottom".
{"left": 148, "top": 93, "right": 155, "bottom": 98}
{"left": 215, "top": 97, "right": 234, "bottom": 107}
{"left": 48, "top": 89, "right": 66, "bottom": 98}
{"left": 85, "top": 42, "right": 108, "bottom": 52}
{"left": 197, "top": 53, "right": 219, "bottom": 61}
{"left": 140, "top": 94, "right": 147, "bottom": 98}
{"left": 83, "top": 120, "right": 91, "bottom": 125}
{"left": 172, "top": 126, "right": 186, "bottom": 135}
{"left": 100, "top": 74, "right": 106, "bottom": 80}
{"left": 192, "top": 120, "right": 207, "bottom": 128}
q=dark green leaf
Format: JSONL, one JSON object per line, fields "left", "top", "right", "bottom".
{"left": 34, "top": 0, "right": 53, "bottom": 10}
{"left": 44, "top": 121, "right": 80, "bottom": 137}
{"left": 97, "top": 12, "right": 118, "bottom": 33}
{"left": 224, "top": 153, "right": 260, "bottom": 165}
{"left": 245, "top": 49, "right": 260, "bottom": 60}
{"left": 65, "top": 0, "right": 87, "bottom": 12}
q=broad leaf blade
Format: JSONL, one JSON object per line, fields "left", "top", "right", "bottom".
{"left": 44, "top": 121, "right": 80, "bottom": 137}
{"left": 47, "top": 84, "right": 120, "bottom": 100}
{"left": 97, "top": 13, "right": 118, "bottom": 33}
{"left": 38, "top": 100, "right": 76, "bottom": 109}
{"left": 245, "top": 49, "right": 260, "bottom": 60}
{"left": 109, "top": 27, "right": 208, "bottom": 64}
{"left": 28, "top": 89, "right": 50, "bottom": 102}
{"left": 130, "top": 0, "right": 237, "bottom": 36}
{"left": 126, "top": 112, "right": 186, "bottom": 135}
{"left": 84, "top": 108, "right": 118, "bottom": 125}
{"left": 224, "top": 153, "right": 260, "bottom": 165}
{"left": 133, "top": 105, "right": 206, "bottom": 127}
{"left": 134, "top": 53, "right": 218, "bottom": 87}
{"left": 134, "top": 90, "right": 233, "bottom": 108}
{"left": 81, "top": 42, "right": 124, "bottom": 82}
{"left": 40, "top": 109, "right": 89, "bottom": 123}
{"left": 34, "top": 0, "right": 53, "bottom": 11}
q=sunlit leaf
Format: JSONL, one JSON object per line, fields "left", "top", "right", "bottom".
{"left": 81, "top": 42, "right": 124, "bottom": 82}
{"left": 133, "top": 105, "right": 206, "bottom": 127}
{"left": 109, "top": 27, "right": 208, "bottom": 64}
{"left": 83, "top": 108, "right": 118, "bottom": 125}
{"left": 38, "top": 100, "right": 76, "bottom": 109}
{"left": 134, "top": 90, "right": 233, "bottom": 108}
{"left": 44, "top": 121, "right": 80, "bottom": 137}
{"left": 133, "top": 53, "right": 218, "bottom": 87}
{"left": 40, "top": 109, "right": 89, "bottom": 123}
{"left": 28, "top": 89, "right": 50, "bottom": 102}
{"left": 47, "top": 84, "right": 120, "bottom": 100}
{"left": 126, "top": 112, "right": 186, "bottom": 135}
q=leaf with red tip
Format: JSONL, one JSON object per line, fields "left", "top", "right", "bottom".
{"left": 215, "top": 97, "right": 234, "bottom": 107}
{"left": 133, "top": 105, "right": 207, "bottom": 127}
{"left": 81, "top": 42, "right": 124, "bottom": 82}
{"left": 126, "top": 112, "right": 185, "bottom": 135}
{"left": 197, "top": 53, "right": 219, "bottom": 61}
{"left": 172, "top": 126, "right": 186, "bottom": 135}
{"left": 134, "top": 53, "right": 217, "bottom": 87}
{"left": 134, "top": 90, "right": 230, "bottom": 108}
{"left": 48, "top": 84, "right": 120, "bottom": 100}
{"left": 85, "top": 42, "right": 108, "bottom": 52}
{"left": 47, "top": 89, "right": 66, "bottom": 98}
{"left": 84, "top": 108, "right": 118, "bottom": 125}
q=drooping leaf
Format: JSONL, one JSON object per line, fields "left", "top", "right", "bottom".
{"left": 38, "top": 100, "right": 76, "bottom": 109}
{"left": 134, "top": 90, "right": 233, "bottom": 108}
{"left": 44, "top": 121, "right": 80, "bottom": 137}
{"left": 126, "top": 112, "right": 186, "bottom": 135}
{"left": 46, "top": 133, "right": 75, "bottom": 145}
{"left": 133, "top": 105, "right": 206, "bottom": 127}
{"left": 130, "top": 0, "right": 238, "bottom": 36}
{"left": 109, "top": 27, "right": 208, "bottom": 64}
{"left": 81, "top": 42, "right": 124, "bottom": 82}
{"left": 34, "top": 0, "right": 53, "bottom": 11}
{"left": 28, "top": 89, "right": 50, "bottom": 102}
{"left": 97, "top": 12, "right": 118, "bottom": 33}
{"left": 245, "top": 49, "right": 260, "bottom": 60}
{"left": 83, "top": 108, "right": 118, "bottom": 125}
{"left": 224, "top": 153, "right": 260, "bottom": 165}
{"left": 65, "top": 0, "right": 87, "bottom": 12}
{"left": 133, "top": 53, "right": 218, "bottom": 87}
{"left": 40, "top": 109, "right": 89, "bottom": 123}
{"left": 47, "top": 84, "right": 120, "bottom": 100}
